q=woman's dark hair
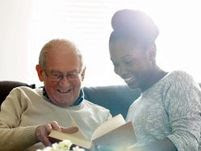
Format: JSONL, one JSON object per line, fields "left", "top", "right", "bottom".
{"left": 109, "top": 9, "right": 159, "bottom": 48}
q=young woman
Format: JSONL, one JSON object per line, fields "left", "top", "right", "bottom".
{"left": 108, "top": 9, "right": 201, "bottom": 151}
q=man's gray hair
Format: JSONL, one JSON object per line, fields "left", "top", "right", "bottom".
{"left": 39, "top": 39, "right": 84, "bottom": 69}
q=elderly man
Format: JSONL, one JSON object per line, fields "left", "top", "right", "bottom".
{"left": 0, "top": 39, "right": 111, "bottom": 151}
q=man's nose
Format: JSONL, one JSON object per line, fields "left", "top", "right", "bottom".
{"left": 58, "top": 76, "right": 71, "bottom": 85}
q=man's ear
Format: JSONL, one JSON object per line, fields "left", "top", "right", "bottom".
{"left": 36, "top": 64, "right": 44, "bottom": 82}
{"left": 80, "top": 67, "right": 86, "bottom": 81}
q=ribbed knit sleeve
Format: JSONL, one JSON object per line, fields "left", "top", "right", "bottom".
{"left": 164, "top": 71, "right": 201, "bottom": 151}
{"left": 0, "top": 87, "right": 38, "bottom": 151}
{"left": 0, "top": 126, "right": 37, "bottom": 151}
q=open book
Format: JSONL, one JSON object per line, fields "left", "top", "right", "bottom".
{"left": 48, "top": 114, "right": 136, "bottom": 149}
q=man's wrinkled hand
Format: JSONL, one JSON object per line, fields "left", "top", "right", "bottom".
{"left": 35, "top": 121, "right": 78, "bottom": 146}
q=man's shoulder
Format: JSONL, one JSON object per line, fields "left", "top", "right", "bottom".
{"left": 12, "top": 86, "right": 35, "bottom": 92}
{"left": 82, "top": 99, "right": 110, "bottom": 112}
{"left": 11, "top": 86, "right": 42, "bottom": 97}
{"left": 81, "top": 99, "right": 112, "bottom": 121}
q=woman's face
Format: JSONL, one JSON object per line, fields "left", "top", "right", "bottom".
{"left": 109, "top": 40, "right": 154, "bottom": 89}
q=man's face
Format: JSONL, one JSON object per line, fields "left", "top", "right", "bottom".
{"left": 36, "top": 47, "right": 85, "bottom": 107}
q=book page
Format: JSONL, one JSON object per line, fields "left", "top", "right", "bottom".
{"left": 68, "top": 112, "right": 90, "bottom": 140}
{"left": 91, "top": 114, "right": 126, "bottom": 140}
{"left": 49, "top": 130, "right": 92, "bottom": 149}
{"left": 48, "top": 114, "right": 135, "bottom": 149}
{"left": 93, "top": 122, "right": 136, "bottom": 149}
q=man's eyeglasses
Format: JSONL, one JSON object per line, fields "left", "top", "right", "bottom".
{"left": 44, "top": 70, "right": 81, "bottom": 81}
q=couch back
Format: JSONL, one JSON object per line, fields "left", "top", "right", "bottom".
{"left": 0, "top": 81, "right": 140, "bottom": 118}
{"left": 83, "top": 86, "right": 140, "bottom": 118}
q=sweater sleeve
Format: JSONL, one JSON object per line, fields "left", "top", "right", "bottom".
{"left": 0, "top": 88, "right": 38, "bottom": 151}
{"left": 164, "top": 72, "right": 201, "bottom": 151}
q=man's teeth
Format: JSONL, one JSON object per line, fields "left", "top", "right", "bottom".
{"left": 58, "top": 89, "right": 71, "bottom": 93}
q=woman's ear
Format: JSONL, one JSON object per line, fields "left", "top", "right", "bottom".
{"left": 146, "top": 43, "right": 156, "bottom": 62}
{"left": 36, "top": 64, "right": 44, "bottom": 82}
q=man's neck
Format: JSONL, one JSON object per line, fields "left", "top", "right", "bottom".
{"left": 42, "top": 87, "right": 84, "bottom": 106}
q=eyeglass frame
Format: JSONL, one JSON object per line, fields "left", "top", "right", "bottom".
{"left": 43, "top": 69, "right": 83, "bottom": 82}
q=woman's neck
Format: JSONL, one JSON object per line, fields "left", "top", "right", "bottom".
{"left": 140, "top": 67, "right": 167, "bottom": 92}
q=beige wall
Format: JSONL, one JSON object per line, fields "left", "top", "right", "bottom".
{"left": 0, "top": 0, "right": 32, "bottom": 83}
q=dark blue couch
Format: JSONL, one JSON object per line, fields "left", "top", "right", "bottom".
{"left": 83, "top": 86, "right": 140, "bottom": 118}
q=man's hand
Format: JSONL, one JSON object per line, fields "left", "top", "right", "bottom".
{"left": 35, "top": 121, "right": 78, "bottom": 146}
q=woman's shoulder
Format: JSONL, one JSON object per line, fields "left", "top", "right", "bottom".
{"left": 167, "top": 70, "right": 192, "bottom": 78}
{"left": 82, "top": 99, "right": 111, "bottom": 113}
{"left": 149, "top": 70, "right": 198, "bottom": 94}
{"left": 160, "top": 70, "right": 200, "bottom": 92}
{"left": 164, "top": 70, "right": 195, "bottom": 83}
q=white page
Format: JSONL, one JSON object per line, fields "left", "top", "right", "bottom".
{"left": 91, "top": 114, "right": 126, "bottom": 140}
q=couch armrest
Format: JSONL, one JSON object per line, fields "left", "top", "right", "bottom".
{"left": 0, "top": 81, "right": 35, "bottom": 105}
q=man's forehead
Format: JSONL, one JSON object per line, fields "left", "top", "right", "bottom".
{"left": 47, "top": 45, "right": 77, "bottom": 53}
